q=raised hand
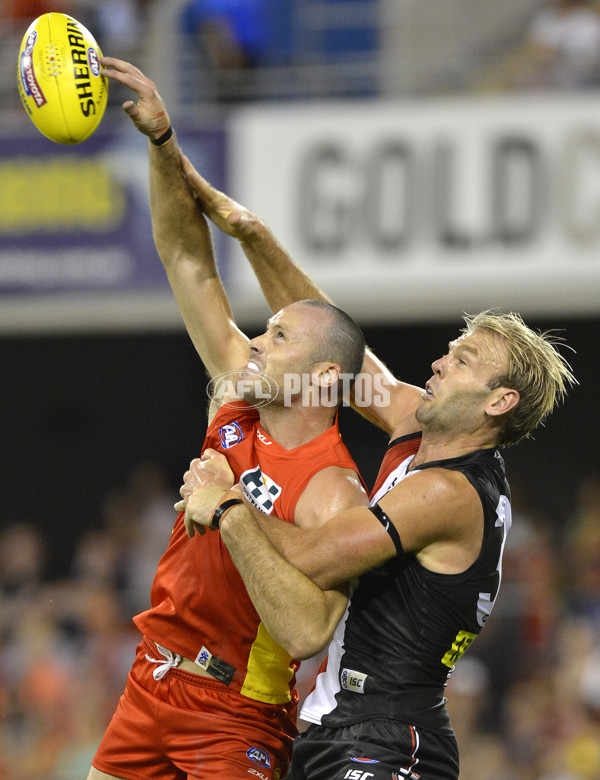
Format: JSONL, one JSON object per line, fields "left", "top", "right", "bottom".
{"left": 100, "top": 57, "right": 171, "bottom": 141}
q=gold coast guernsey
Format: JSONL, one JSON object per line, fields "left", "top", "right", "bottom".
{"left": 134, "top": 400, "right": 360, "bottom": 705}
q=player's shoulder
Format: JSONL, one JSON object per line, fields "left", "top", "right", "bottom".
{"left": 414, "top": 446, "right": 507, "bottom": 499}
{"left": 295, "top": 465, "right": 368, "bottom": 530}
{"left": 395, "top": 464, "right": 483, "bottom": 525}
{"left": 308, "top": 464, "right": 364, "bottom": 491}
{"left": 413, "top": 463, "right": 474, "bottom": 493}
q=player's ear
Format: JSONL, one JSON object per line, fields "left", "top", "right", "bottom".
{"left": 486, "top": 387, "right": 520, "bottom": 417}
{"left": 312, "top": 363, "right": 341, "bottom": 387}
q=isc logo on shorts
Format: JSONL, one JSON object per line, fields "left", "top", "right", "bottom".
{"left": 341, "top": 668, "right": 367, "bottom": 693}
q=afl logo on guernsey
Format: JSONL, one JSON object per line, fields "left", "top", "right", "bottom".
{"left": 247, "top": 747, "right": 271, "bottom": 768}
{"left": 219, "top": 422, "right": 243, "bottom": 449}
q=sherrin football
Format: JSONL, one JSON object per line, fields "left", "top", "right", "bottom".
{"left": 17, "top": 12, "right": 108, "bottom": 144}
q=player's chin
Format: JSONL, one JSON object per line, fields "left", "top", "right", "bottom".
{"left": 239, "top": 373, "right": 280, "bottom": 408}
{"left": 243, "top": 389, "right": 279, "bottom": 409}
{"left": 414, "top": 401, "right": 432, "bottom": 425}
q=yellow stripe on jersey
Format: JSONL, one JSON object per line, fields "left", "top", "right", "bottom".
{"left": 240, "top": 622, "right": 296, "bottom": 704}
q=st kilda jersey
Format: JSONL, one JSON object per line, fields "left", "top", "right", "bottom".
{"left": 134, "top": 400, "right": 360, "bottom": 705}
{"left": 301, "top": 432, "right": 512, "bottom": 735}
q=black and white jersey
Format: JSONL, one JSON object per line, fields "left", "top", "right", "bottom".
{"left": 300, "top": 433, "right": 512, "bottom": 736}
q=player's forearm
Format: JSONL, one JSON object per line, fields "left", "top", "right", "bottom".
{"left": 241, "top": 229, "right": 333, "bottom": 313}
{"left": 148, "top": 140, "right": 249, "bottom": 375}
{"left": 249, "top": 515, "right": 342, "bottom": 589}
{"left": 176, "top": 152, "right": 329, "bottom": 311}
{"left": 148, "top": 139, "right": 217, "bottom": 281}
{"left": 248, "top": 504, "right": 395, "bottom": 590}
{"left": 219, "top": 507, "right": 346, "bottom": 659}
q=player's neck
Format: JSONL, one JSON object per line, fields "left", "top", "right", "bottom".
{"left": 258, "top": 403, "right": 337, "bottom": 449}
{"left": 412, "top": 429, "right": 496, "bottom": 468}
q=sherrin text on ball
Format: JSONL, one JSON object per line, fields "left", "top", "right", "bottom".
{"left": 17, "top": 12, "right": 108, "bottom": 144}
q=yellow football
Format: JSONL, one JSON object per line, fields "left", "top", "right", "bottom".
{"left": 17, "top": 12, "right": 108, "bottom": 144}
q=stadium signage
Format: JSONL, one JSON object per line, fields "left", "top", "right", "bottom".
{"left": 229, "top": 96, "right": 600, "bottom": 321}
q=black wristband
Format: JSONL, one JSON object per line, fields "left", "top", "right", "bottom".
{"left": 369, "top": 503, "right": 403, "bottom": 556}
{"left": 150, "top": 126, "right": 173, "bottom": 146}
{"left": 210, "top": 497, "right": 243, "bottom": 530}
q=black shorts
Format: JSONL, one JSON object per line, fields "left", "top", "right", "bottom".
{"left": 289, "top": 719, "right": 459, "bottom": 780}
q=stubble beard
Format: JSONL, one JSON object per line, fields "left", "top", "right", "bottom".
{"left": 416, "top": 390, "right": 488, "bottom": 438}
{"left": 240, "top": 372, "right": 280, "bottom": 407}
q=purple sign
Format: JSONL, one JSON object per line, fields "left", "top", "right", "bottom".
{"left": 0, "top": 125, "right": 226, "bottom": 296}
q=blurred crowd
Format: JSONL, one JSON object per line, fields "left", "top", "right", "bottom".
{"left": 5, "top": 0, "right": 600, "bottom": 114}
{"left": 1, "top": 461, "right": 600, "bottom": 779}
{"left": 477, "top": 0, "right": 600, "bottom": 93}
{"left": 0, "top": 461, "right": 172, "bottom": 780}
{"left": 2, "top": 0, "right": 153, "bottom": 54}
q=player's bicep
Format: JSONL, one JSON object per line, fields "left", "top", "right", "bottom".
{"left": 286, "top": 472, "right": 470, "bottom": 588}
{"left": 376, "top": 468, "right": 481, "bottom": 556}
{"left": 296, "top": 505, "right": 397, "bottom": 589}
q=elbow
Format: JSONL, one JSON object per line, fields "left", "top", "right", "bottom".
{"left": 310, "top": 568, "right": 347, "bottom": 592}
{"left": 279, "top": 628, "right": 331, "bottom": 661}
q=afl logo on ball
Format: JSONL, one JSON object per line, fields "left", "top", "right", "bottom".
{"left": 87, "top": 47, "right": 100, "bottom": 76}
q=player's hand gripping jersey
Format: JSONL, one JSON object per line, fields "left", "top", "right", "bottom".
{"left": 134, "top": 401, "right": 360, "bottom": 705}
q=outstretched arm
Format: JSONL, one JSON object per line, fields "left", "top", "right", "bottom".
{"left": 178, "top": 156, "right": 423, "bottom": 436}
{"left": 184, "top": 458, "right": 484, "bottom": 592}
{"left": 101, "top": 59, "right": 249, "bottom": 397}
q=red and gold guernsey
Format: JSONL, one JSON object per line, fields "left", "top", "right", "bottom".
{"left": 134, "top": 400, "right": 360, "bottom": 706}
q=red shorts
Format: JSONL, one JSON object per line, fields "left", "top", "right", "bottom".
{"left": 92, "top": 637, "right": 298, "bottom": 780}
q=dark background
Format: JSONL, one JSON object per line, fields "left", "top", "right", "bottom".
{"left": 1, "top": 314, "right": 593, "bottom": 578}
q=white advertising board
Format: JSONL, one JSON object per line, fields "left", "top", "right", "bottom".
{"left": 228, "top": 93, "right": 600, "bottom": 324}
